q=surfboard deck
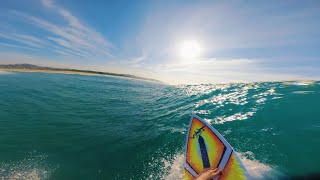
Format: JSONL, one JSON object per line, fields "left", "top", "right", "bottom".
{"left": 183, "top": 114, "right": 249, "bottom": 179}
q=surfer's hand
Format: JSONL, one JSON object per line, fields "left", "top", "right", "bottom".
{"left": 194, "top": 167, "right": 222, "bottom": 180}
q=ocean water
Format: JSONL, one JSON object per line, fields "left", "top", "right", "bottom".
{"left": 0, "top": 71, "right": 319, "bottom": 179}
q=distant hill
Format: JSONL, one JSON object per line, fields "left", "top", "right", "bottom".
{"left": 0, "top": 64, "right": 162, "bottom": 83}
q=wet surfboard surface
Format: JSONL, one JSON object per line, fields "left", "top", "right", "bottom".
{"left": 184, "top": 114, "right": 249, "bottom": 179}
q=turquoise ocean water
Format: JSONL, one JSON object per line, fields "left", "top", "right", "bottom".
{"left": 0, "top": 71, "right": 319, "bottom": 179}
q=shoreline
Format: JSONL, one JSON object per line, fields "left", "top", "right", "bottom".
{"left": 0, "top": 68, "right": 163, "bottom": 84}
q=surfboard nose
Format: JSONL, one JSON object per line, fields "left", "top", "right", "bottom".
{"left": 184, "top": 115, "right": 249, "bottom": 179}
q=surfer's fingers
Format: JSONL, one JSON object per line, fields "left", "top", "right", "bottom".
{"left": 209, "top": 169, "right": 222, "bottom": 176}
{"left": 212, "top": 169, "right": 223, "bottom": 176}
{"left": 203, "top": 168, "right": 211, "bottom": 172}
{"left": 209, "top": 171, "right": 219, "bottom": 176}
{"left": 208, "top": 167, "right": 219, "bottom": 172}
{"left": 203, "top": 167, "right": 218, "bottom": 175}
{"left": 198, "top": 168, "right": 208, "bottom": 174}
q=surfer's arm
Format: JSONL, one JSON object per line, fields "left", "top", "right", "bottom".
{"left": 194, "top": 168, "right": 222, "bottom": 180}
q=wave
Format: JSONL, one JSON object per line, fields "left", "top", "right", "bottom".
{"left": 159, "top": 152, "right": 280, "bottom": 180}
{"left": 0, "top": 152, "right": 56, "bottom": 180}
{"left": 159, "top": 151, "right": 282, "bottom": 180}
{"left": 186, "top": 83, "right": 281, "bottom": 124}
{"left": 283, "top": 80, "right": 316, "bottom": 86}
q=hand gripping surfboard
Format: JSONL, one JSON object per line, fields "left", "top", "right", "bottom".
{"left": 184, "top": 114, "right": 249, "bottom": 180}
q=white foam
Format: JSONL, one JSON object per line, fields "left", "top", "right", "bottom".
{"left": 0, "top": 153, "right": 55, "bottom": 180}
{"left": 207, "top": 111, "right": 255, "bottom": 124}
{"left": 292, "top": 91, "right": 314, "bottom": 94}
{"left": 161, "top": 153, "right": 184, "bottom": 180}
{"left": 5, "top": 169, "right": 47, "bottom": 180}
{"left": 237, "top": 151, "right": 273, "bottom": 179}
{"left": 283, "top": 80, "right": 316, "bottom": 86}
{"left": 160, "top": 151, "right": 279, "bottom": 180}
{"left": 256, "top": 98, "right": 267, "bottom": 104}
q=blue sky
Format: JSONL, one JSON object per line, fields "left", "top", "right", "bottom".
{"left": 0, "top": 0, "right": 320, "bottom": 84}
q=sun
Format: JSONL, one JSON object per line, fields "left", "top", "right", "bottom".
{"left": 178, "top": 40, "right": 202, "bottom": 59}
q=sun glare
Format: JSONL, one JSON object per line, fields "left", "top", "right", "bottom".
{"left": 178, "top": 40, "right": 202, "bottom": 59}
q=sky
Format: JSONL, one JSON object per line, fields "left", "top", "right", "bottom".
{"left": 0, "top": 0, "right": 320, "bottom": 84}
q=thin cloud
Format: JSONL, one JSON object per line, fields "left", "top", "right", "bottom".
{"left": 40, "top": 0, "right": 54, "bottom": 8}
{"left": 39, "top": 0, "right": 113, "bottom": 56}
{"left": 0, "top": 42, "right": 38, "bottom": 51}
{"left": 1, "top": 0, "right": 113, "bottom": 60}
{"left": 0, "top": 33, "right": 44, "bottom": 48}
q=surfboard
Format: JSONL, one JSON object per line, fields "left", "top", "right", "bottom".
{"left": 184, "top": 114, "right": 249, "bottom": 180}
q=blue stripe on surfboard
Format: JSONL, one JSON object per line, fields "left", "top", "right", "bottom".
{"left": 198, "top": 135, "right": 210, "bottom": 169}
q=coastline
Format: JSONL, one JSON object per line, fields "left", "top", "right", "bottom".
{"left": 1, "top": 68, "right": 316, "bottom": 86}
{"left": 0, "top": 68, "right": 163, "bottom": 84}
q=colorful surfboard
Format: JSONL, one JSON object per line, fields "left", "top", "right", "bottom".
{"left": 184, "top": 114, "right": 249, "bottom": 179}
